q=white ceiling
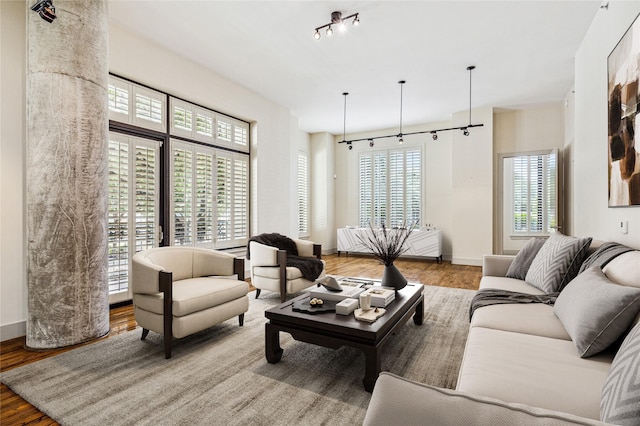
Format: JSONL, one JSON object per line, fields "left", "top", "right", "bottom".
{"left": 108, "top": 0, "right": 602, "bottom": 135}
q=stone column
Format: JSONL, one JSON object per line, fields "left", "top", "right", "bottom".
{"left": 26, "top": 0, "right": 110, "bottom": 348}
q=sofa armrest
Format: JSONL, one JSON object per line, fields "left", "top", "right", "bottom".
{"left": 364, "top": 373, "right": 607, "bottom": 426}
{"left": 482, "top": 255, "right": 516, "bottom": 277}
{"left": 132, "top": 251, "right": 163, "bottom": 294}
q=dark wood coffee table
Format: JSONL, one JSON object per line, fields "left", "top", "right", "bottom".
{"left": 264, "top": 282, "right": 424, "bottom": 392}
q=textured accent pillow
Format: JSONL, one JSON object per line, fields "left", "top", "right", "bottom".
{"left": 505, "top": 237, "right": 547, "bottom": 280}
{"left": 601, "top": 321, "right": 640, "bottom": 424}
{"left": 525, "top": 233, "right": 592, "bottom": 293}
{"left": 554, "top": 266, "right": 640, "bottom": 358}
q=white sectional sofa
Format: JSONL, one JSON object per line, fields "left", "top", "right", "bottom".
{"left": 364, "top": 237, "right": 640, "bottom": 425}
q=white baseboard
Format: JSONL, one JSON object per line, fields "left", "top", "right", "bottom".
{"left": 451, "top": 257, "right": 483, "bottom": 267}
{"left": 1, "top": 320, "right": 26, "bottom": 342}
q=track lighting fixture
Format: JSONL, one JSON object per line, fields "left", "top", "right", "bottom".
{"left": 314, "top": 11, "right": 360, "bottom": 40}
{"left": 338, "top": 66, "right": 484, "bottom": 148}
{"left": 31, "top": 0, "right": 56, "bottom": 23}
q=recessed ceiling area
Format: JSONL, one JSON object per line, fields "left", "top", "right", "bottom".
{"left": 108, "top": 1, "right": 601, "bottom": 135}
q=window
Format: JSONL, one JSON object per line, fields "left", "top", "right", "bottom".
{"left": 108, "top": 75, "right": 166, "bottom": 132}
{"left": 359, "top": 148, "right": 421, "bottom": 228}
{"left": 108, "top": 133, "right": 160, "bottom": 303}
{"left": 171, "top": 140, "right": 249, "bottom": 249}
{"left": 297, "top": 152, "right": 309, "bottom": 236}
{"left": 510, "top": 151, "right": 557, "bottom": 236}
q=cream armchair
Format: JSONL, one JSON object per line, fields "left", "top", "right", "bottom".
{"left": 131, "top": 246, "right": 249, "bottom": 359}
{"left": 249, "top": 236, "right": 324, "bottom": 302}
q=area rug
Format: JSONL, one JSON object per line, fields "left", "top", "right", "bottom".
{"left": 1, "top": 285, "right": 475, "bottom": 425}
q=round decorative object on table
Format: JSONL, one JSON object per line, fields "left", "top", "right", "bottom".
{"left": 292, "top": 298, "right": 337, "bottom": 314}
{"left": 382, "top": 263, "right": 407, "bottom": 291}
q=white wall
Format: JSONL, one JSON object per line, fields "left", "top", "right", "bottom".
{"left": 573, "top": 1, "right": 640, "bottom": 248}
{"left": 1, "top": 1, "right": 27, "bottom": 341}
{"left": 310, "top": 132, "right": 335, "bottom": 252}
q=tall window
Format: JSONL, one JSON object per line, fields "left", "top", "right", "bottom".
{"left": 511, "top": 151, "right": 557, "bottom": 235}
{"left": 107, "top": 133, "right": 160, "bottom": 302}
{"left": 359, "top": 148, "right": 421, "bottom": 228}
{"left": 171, "top": 140, "right": 249, "bottom": 249}
{"left": 297, "top": 152, "right": 309, "bottom": 236}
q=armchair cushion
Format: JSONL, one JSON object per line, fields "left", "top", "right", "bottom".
{"left": 134, "top": 277, "right": 249, "bottom": 317}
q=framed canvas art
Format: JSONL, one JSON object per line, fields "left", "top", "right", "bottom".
{"left": 607, "top": 13, "right": 640, "bottom": 207}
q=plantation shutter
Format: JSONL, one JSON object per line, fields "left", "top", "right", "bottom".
{"left": 297, "top": 152, "right": 309, "bottom": 236}
{"left": 373, "top": 152, "right": 387, "bottom": 227}
{"left": 108, "top": 132, "right": 160, "bottom": 302}
{"left": 511, "top": 151, "right": 558, "bottom": 236}
{"left": 389, "top": 151, "right": 404, "bottom": 228}
{"left": 108, "top": 75, "right": 166, "bottom": 133}
{"left": 172, "top": 143, "right": 194, "bottom": 246}
{"left": 216, "top": 151, "right": 232, "bottom": 244}
{"left": 195, "top": 151, "right": 214, "bottom": 245}
{"left": 405, "top": 150, "right": 421, "bottom": 224}
{"left": 233, "top": 155, "right": 249, "bottom": 243}
{"left": 359, "top": 154, "right": 373, "bottom": 227}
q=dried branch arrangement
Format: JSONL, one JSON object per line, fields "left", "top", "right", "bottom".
{"left": 356, "top": 221, "right": 418, "bottom": 266}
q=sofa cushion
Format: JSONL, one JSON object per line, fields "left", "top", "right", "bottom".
{"left": 554, "top": 266, "right": 640, "bottom": 358}
{"left": 471, "top": 303, "right": 571, "bottom": 340}
{"left": 479, "top": 276, "right": 546, "bottom": 295}
{"left": 364, "top": 373, "right": 608, "bottom": 426}
{"left": 601, "top": 321, "right": 640, "bottom": 425}
{"left": 505, "top": 237, "right": 547, "bottom": 280}
{"left": 456, "top": 327, "right": 613, "bottom": 420}
{"left": 525, "top": 233, "right": 592, "bottom": 293}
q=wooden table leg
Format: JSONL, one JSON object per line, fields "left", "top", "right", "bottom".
{"left": 362, "top": 346, "right": 381, "bottom": 392}
{"left": 413, "top": 298, "right": 424, "bottom": 325}
{"left": 265, "top": 323, "right": 283, "bottom": 363}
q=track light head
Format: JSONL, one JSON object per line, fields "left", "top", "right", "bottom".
{"left": 353, "top": 14, "right": 360, "bottom": 26}
{"left": 369, "top": 139, "right": 374, "bottom": 147}
{"left": 398, "top": 137, "right": 404, "bottom": 144}
{"left": 462, "top": 128, "right": 469, "bottom": 136}
{"left": 326, "top": 26, "right": 333, "bottom": 36}
{"left": 432, "top": 132, "right": 438, "bottom": 140}
{"left": 348, "top": 143, "right": 353, "bottom": 150}
{"left": 314, "top": 30, "right": 321, "bottom": 40}
{"left": 31, "top": 0, "right": 56, "bottom": 23}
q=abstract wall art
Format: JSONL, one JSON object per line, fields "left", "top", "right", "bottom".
{"left": 608, "top": 13, "right": 640, "bottom": 207}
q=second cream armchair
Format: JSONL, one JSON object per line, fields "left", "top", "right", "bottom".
{"left": 249, "top": 234, "right": 325, "bottom": 302}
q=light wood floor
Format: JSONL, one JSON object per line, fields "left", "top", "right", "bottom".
{"left": 0, "top": 254, "right": 480, "bottom": 425}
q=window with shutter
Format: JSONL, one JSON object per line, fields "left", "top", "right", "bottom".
{"left": 217, "top": 117, "right": 232, "bottom": 145}
{"left": 108, "top": 132, "right": 160, "bottom": 302}
{"left": 233, "top": 122, "right": 249, "bottom": 152}
{"left": 172, "top": 144, "right": 193, "bottom": 246}
{"left": 108, "top": 75, "right": 166, "bottom": 133}
{"left": 359, "top": 154, "right": 373, "bottom": 227}
{"left": 171, "top": 140, "right": 249, "bottom": 249}
{"left": 233, "top": 155, "right": 249, "bottom": 241}
{"left": 297, "top": 152, "right": 309, "bottom": 236}
{"left": 511, "top": 151, "right": 557, "bottom": 236}
{"left": 359, "top": 148, "right": 422, "bottom": 228}
{"left": 196, "top": 108, "right": 214, "bottom": 139}
{"left": 216, "top": 152, "right": 232, "bottom": 244}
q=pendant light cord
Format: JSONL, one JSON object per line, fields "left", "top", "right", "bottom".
{"left": 342, "top": 92, "right": 349, "bottom": 143}
{"left": 398, "top": 80, "right": 405, "bottom": 136}
{"left": 467, "top": 66, "right": 475, "bottom": 126}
